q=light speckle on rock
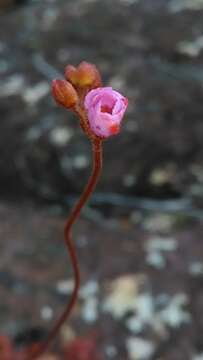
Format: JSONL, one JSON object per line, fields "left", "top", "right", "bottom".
{"left": 177, "top": 35, "right": 203, "bottom": 57}
{"left": 150, "top": 166, "right": 175, "bottom": 186}
{"left": 126, "top": 293, "right": 154, "bottom": 333}
{"left": 193, "top": 353, "right": 203, "bottom": 360}
{"left": 125, "top": 290, "right": 191, "bottom": 335}
{"left": 80, "top": 280, "right": 99, "bottom": 299}
{"left": 191, "top": 164, "right": 203, "bottom": 182}
{"left": 80, "top": 281, "right": 99, "bottom": 323}
{"left": 81, "top": 296, "right": 99, "bottom": 323}
{"left": 189, "top": 261, "right": 203, "bottom": 276}
{"left": 0, "top": 60, "right": 9, "bottom": 74}
{"left": 126, "top": 337, "right": 155, "bottom": 360}
{"left": 143, "top": 214, "right": 174, "bottom": 233}
{"left": 135, "top": 294, "right": 154, "bottom": 323}
{"left": 0, "top": 74, "right": 25, "bottom": 97}
{"left": 108, "top": 76, "right": 125, "bottom": 90}
{"left": 123, "top": 174, "right": 136, "bottom": 187}
{"left": 105, "top": 344, "right": 118, "bottom": 358}
{"left": 22, "top": 81, "right": 49, "bottom": 104}
{"left": 50, "top": 127, "right": 73, "bottom": 146}
{"left": 146, "top": 251, "right": 166, "bottom": 269}
{"left": 126, "top": 316, "right": 144, "bottom": 334}
{"left": 169, "top": 0, "right": 203, "bottom": 12}
{"left": 156, "top": 293, "right": 171, "bottom": 307}
{"left": 41, "top": 8, "right": 59, "bottom": 31}
{"left": 146, "top": 236, "right": 177, "bottom": 252}
{"left": 73, "top": 154, "right": 89, "bottom": 169}
{"left": 102, "top": 274, "right": 145, "bottom": 319}
{"left": 145, "top": 236, "right": 177, "bottom": 269}
{"left": 56, "top": 279, "right": 74, "bottom": 295}
{"left": 40, "top": 305, "right": 53, "bottom": 321}
{"left": 159, "top": 293, "right": 191, "bottom": 328}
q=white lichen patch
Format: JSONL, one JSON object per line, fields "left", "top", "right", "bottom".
{"left": 169, "top": 0, "right": 203, "bottom": 12}
{"left": 158, "top": 293, "right": 191, "bottom": 328}
{"left": 41, "top": 8, "right": 59, "bottom": 31}
{"left": 146, "top": 251, "right": 166, "bottom": 269}
{"left": 126, "top": 316, "right": 144, "bottom": 334}
{"left": 0, "top": 74, "right": 25, "bottom": 97}
{"left": 177, "top": 35, "right": 203, "bottom": 57}
{"left": 143, "top": 214, "right": 174, "bottom": 233}
{"left": 145, "top": 236, "right": 177, "bottom": 269}
{"left": 79, "top": 280, "right": 99, "bottom": 299}
{"left": 105, "top": 344, "right": 118, "bottom": 358}
{"left": 40, "top": 305, "right": 53, "bottom": 321}
{"left": 189, "top": 261, "right": 203, "bottom": 276}
{"left": 102, "top": 274, "right": 145, "bottom": 319}
{"left": 126, "top": 293, "right": 154, "bottom": 333}
{"left": 81, "top": 296, "right": 99, "bottom": 323}
{"left": 22, "top": 81, "right": 49, "bottom": 104}
{"left": 126, "top": 337, "right": 155, "bottom": 360}
{"left": 49, "top": 127, "right": 74, "bottom": 146}
{"left": 73, "top": 154, "right": 89, "bottom": 169}
{"left": 102, "top": 273, "right": 190, "bottom": 334}
{"left": 191, "top": 164, "right": 203, "bottom": 182}
{"left": 146, "top": 236, "right": 178, "bottom": 252}
{"left": 108, "top": 76, "right": 125, "bottom": 91}
{"left": 79, "top": 280, "right": 100, "bottom": 323}
{"left": 56, "top": 279, "right": 75, "bottom": 295}
{"left": 126, "top": 291, "right": 191, "bottom": 336}
{"left": 150, "top": 165, "right": 176, "bottom": 186}
{"left": 193, "top": 354, "right": 203, "bottom": 360}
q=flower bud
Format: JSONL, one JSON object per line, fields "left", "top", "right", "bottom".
{"left": 65, "top": 65, "right": 78, "bottom": 86}
{"left": 77, "top": 61, "right": 101, "bottom": 87}
{"left": 52, "top": 79, "right": 78, "bottom": 108}
{"left": 65, "top": 62, "right": 101, "bottom": 88}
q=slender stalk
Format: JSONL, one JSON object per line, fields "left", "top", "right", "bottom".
{"left": 30, "top": 138, "right": 103, "bottom": 359}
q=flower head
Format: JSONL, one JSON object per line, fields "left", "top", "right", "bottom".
{"left": 84, "top": 87, "right": 128, "bottom": 138}
{"left": 52, "top": 62, "right": 128, "bottom": 140}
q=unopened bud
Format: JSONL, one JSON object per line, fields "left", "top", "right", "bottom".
{"left": 65, "top": 62, "right": 101, "bottom": 88}
{"left": 52, "top": 79, "right": 78, "bottom": 108}
{"left": 77, "top": 61, "right": 101, "bottom": 87}
{"left": 64, "top": 65, "right": 78, "bottom": 86}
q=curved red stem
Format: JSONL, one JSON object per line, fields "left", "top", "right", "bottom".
{"left": 30, "top": 138, "right": 103, "bottom": 359}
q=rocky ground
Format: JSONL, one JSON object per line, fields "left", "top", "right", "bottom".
{"left": 0, "top": 0, "right": 203, "bottom": 359}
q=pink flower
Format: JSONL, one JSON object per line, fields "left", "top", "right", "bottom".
{"left": 84, "top": 87, "right": 128, "bottom": 138}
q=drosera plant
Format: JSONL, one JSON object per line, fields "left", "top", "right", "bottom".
{"left": 31, "top": 61, "right": 128, "bottom": 359}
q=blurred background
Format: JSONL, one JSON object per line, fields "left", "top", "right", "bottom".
{"left": 0, "top": 0, "right": 203, "bottom": 359}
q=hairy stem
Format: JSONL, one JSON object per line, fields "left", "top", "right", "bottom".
{"left": 30, "top": 138, "right": 103, "bottom": 359}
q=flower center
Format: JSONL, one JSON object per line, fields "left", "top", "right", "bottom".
{"left": 100, "top": 104, "right": 113, "bottom": 114}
